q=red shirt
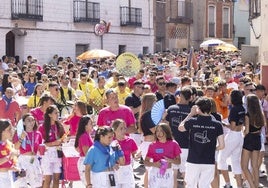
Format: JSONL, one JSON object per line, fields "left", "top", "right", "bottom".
{"left": 0, "top": 142, "right": 16, "bottom": 168}
{"left": 0, "top": 99, "right": 20, "bottom": 126}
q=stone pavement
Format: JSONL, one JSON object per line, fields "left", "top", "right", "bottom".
{"left": 70, "top": 145, "right": 268, "bottom": 188}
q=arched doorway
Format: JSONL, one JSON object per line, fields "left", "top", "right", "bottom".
{"left": 6, "top": 31, "right": 15, "bottom": 57}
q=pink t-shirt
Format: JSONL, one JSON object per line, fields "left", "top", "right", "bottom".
{"left": 64, "top": 115, "right": 81, "bottom": 136}
{"left": 13, "top": 131, "right": 43, "bottom": 154}
{"left": 118, "top": 137, "right": 138, "bottom": 165}
{"left": 30, "top": 107, "right": 44, "bottom": 126}
{"left": 145, "top": 81, "right": 158, "bottom": 93}
{"left": 78, "top": 132, "right": 93, "bottom": 157}
{"left": 97, "top": 105, "right": 136, "bottom": 127}
{"left": 0, "top": 142, "right": 15, "bottom": 168}
{"left": 146, "top": 140, "right": 181, "bottom": 162}
{"left": 38, "top": 124, "right": 59, "bottom": 143}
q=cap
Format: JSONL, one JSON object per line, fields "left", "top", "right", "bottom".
{"left": 170, "top": 77, "right": 181, "bottom": 85}
{"left": 81, "top": 68, "right": 89, "bottom": 73}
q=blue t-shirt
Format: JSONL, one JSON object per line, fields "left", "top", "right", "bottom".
{"left": 84, "top": 142, "right": 120, "bottom": 172}
{"left": 24, "top": 82, "right": 36, "bottom": 96}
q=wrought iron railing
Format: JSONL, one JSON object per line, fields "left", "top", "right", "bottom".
{"left": 120, "top": 6, "right": 142, "bottom": 27}
{"left": 73, "top": 0, "right": 100, "bottom": 23}
{"left": 11, "top": 0, "right": 43, "bottom": 21}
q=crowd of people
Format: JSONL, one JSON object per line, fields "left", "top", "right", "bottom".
{"left": 0, "top": 48, "right": 267, "bottom": 188}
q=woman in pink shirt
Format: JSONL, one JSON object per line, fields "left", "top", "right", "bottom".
{"left": 38, "top": 105, "right": 67, "bottom": 188}
{"left": 64, "top": 101, "right": 88, "bottom": 137}
{"left": 112, "top": 119, "right": 139, "bottom": 188}
{"left": 0, "top": 119, "right": 19, "bottom": 187}
{"left": 144, "top": 123, "right": 181, "bottom": 188}
{"left": 30, "top": 94, "right": 56, "bottom": 126}
{"left": 13, "top": 113, "right": 43, "bottom": 188}
{"left": 74, "top": 115, "right": 94, "bottom": 185}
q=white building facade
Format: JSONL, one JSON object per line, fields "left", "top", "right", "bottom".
{"left": 0, "top": 0, "right": 154, "bottom": 64}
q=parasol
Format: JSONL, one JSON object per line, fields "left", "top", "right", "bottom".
{"left": 200, "top": 39, "right": 226, "bottom": 48}
{"left": 215, "top": 43, "right": 238, "bottom": 52}
{"left": 77, "top": 49, "right": 116, "bottom": 61}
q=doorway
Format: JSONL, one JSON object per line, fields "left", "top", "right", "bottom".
{"left": 6, "top": 31, "right": 15, "bottom": 57}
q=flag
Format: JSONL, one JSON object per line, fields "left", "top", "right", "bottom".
{"left": 187, "top": 47, "right": 198, "bottom": 71}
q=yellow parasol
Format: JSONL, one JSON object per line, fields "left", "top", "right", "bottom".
{"left": 116, "top": 52, "right": 141, "bottom": 77}
{"left": 215, "top": 43, "right": 238, "bottom": 52}
{"left": 77, "top": 49, "right": 116, "bottom": 60}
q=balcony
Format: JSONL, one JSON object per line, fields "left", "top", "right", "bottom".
{"left": 249, "top": 0, "right": 261, "bottom": 20}
{"left": 120, "top": 6, "right": 142, "bottom": 27}
{"left": 169, "top": 1, "right": 193, "bottom": 24}
{"left": 11, "top": 0, "right": 43, "bottom": 21}
{"left": 73, "top": 0, "right": 100, "bottom": 23}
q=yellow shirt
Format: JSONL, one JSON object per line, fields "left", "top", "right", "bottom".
{"left": 27, "top": 95, "right": 40, "bottom": 108}
{"left": 117, "top": 91, "right": 130, "bottom": 105}
{"left": 78, "top": 82, "right": 94, "bottom": 101}
{"left": 74, "top": 89, "right": 87, "bottom": 103}
{"left": 115, "top": 87, "right": 130, "bottom": 105}
{"left": 89, "top": 88, "right": 106, "bottom": 107}
{"left": 61, "top": 87, "right": 75, "bottom": 101}
{"left": 105, "top": 80, "right": 118, "bottom": 88}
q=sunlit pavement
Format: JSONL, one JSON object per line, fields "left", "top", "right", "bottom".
{"left": 69, "top": 146, "right": 268, "bottom": 188}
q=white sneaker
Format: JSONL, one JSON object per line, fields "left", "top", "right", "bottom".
{"left": 259, "top": 170, "right": 266, "bottom": 178}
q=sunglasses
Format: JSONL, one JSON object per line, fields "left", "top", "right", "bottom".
{"left": 247, "top": 89, "right": 256, "bottom": 92}
{"left": 158, "top": 82, "right": 166, "bottom": 86}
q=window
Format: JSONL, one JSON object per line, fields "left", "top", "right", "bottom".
{"left": 238, "top": 37, "right": 245, "bottom": 49}
{"left": 76, "top": 44, "right": 89, "bottom": 58}
{"left": 223, "top": 7, "right": 230, "bottom": 38}
{"left": 120, "top": 7, "right": 142, "bottom": 27}
{"left": 11, "top": 0, "right": 43, "bottom": 21}
{"left": 178, "top": 0, "right": 185, "bottom": 17}
{"left": 249, "top": 0, "right": 261, "bottom": 19}
{"left": 208, "top": 6, "right": 215, "bottom": 37}
{"left": 73, "top": 0, "right": 100, "bottom": 23}
{"left": 118, "top": 45, "right": 126, "bottom": 55}
{"left": 143, "top": 47, "right": 149, "bottom": 55}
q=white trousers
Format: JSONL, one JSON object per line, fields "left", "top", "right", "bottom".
{"left": 217, "top": 130, "right": 243, "bottom": 174}
{"left": 185, "top": 162, "right": 215, "bottom": 188}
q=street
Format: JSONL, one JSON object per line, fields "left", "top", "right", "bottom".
{"left": 70, "top": 146, "right": 268, "bottom": 188}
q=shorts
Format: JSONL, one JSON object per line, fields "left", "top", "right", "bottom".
{"left": 41, "top": 147, "right": 62, "bottom": 175}
{"left": 14, "top": 155, "right": 42, "bottom": 187}
{"left": 243, "top": 133, "right": 261, "bottom": 151}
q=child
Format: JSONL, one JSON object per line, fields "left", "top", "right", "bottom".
{"left": 74, "top": 115, "right": 94, "bottom": 185}
{"left": 112, "top": 119, "right": 139, "bottom": 188}
{"left": 144, "top": 123, "right": 181, "bottom": 188}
